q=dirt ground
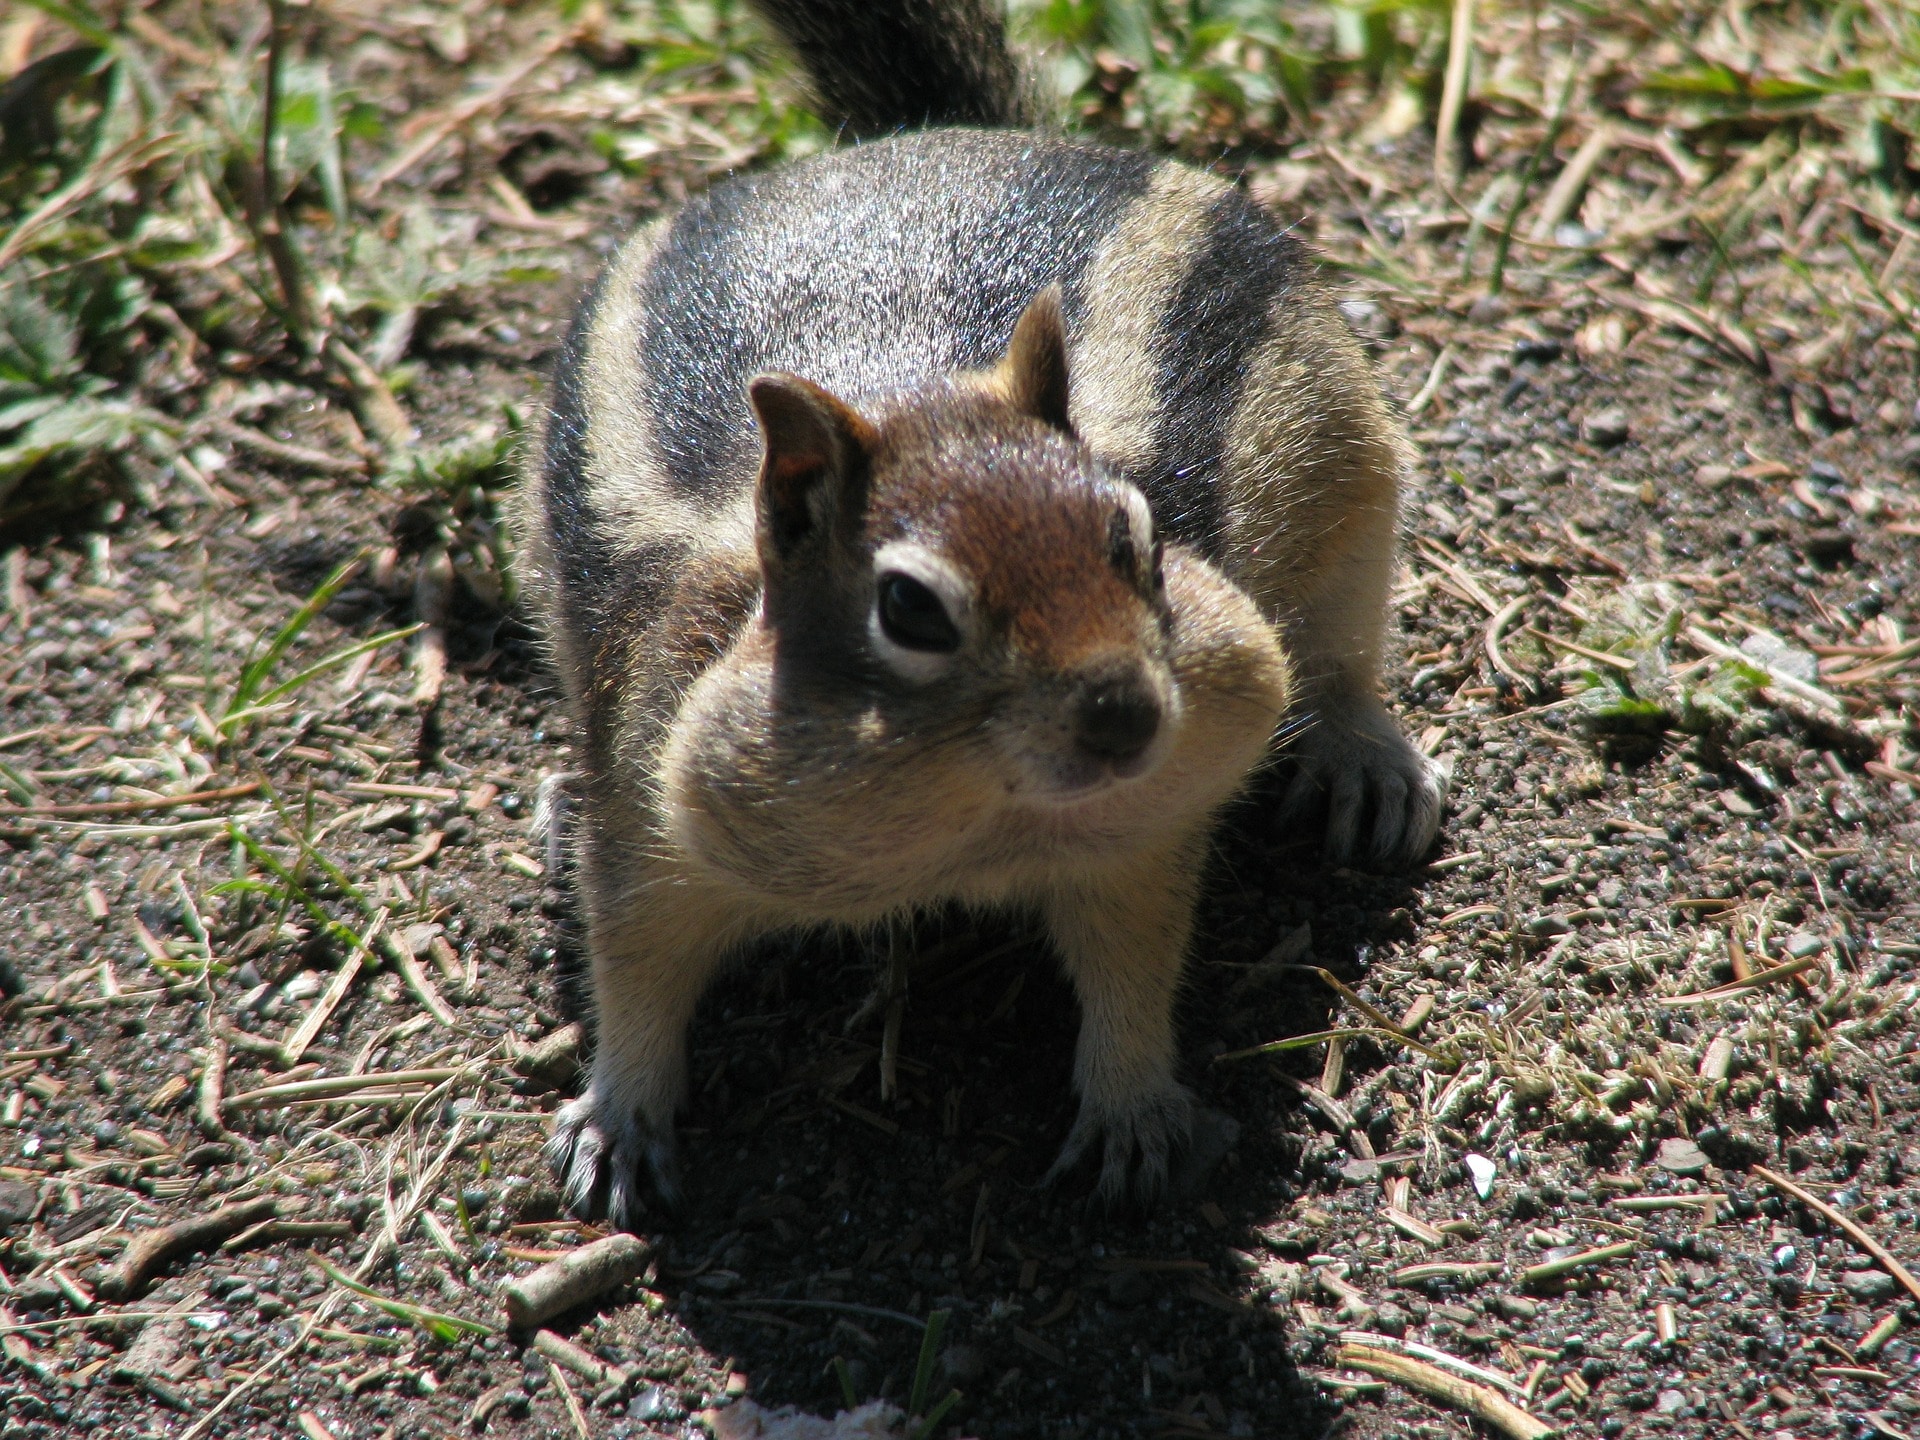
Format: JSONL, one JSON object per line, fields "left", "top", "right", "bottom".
{"left": 3, "top": 2, "right": 1920, "bottom": 1439}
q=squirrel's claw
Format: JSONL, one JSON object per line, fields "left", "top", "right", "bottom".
{"left": 545, "top": 1091, "right": 682, "bottom": 1233}
{"left": 1281, "top": 696, "right": 1447, "bottom": 868}
{"left": 1043, "top": 1083, "right": 1195, "bottom": 1210}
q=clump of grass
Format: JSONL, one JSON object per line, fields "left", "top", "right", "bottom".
{"left": 1016, "top": 0, "right": 1446, "bottom": 153}
{"left": 1569, "top": 585, "right": 1767, "bottom": 743}
{"left": 216, "top": 553, "right": 419, "bottom": 741}
{"left": 0, "top": 261, "right": 181, "bottom": 522}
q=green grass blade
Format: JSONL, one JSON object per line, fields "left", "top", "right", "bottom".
{"left": 911, "top": 1389, "right": 961, "bottom": 1440}
{"left": 908, "top": 1307, "right": 949, "bottom": 1418}
{"left": 1211, "top": 1027, "right": 1448, "bottom": 1064}
{"left": 308, "top": 1250, "right": 495, "bottom": 1339}
{"left": 832, "top": 1355, "right": 858, "bottom": 1409}
{"left": 220, "top": 623, "right": 422, "bottom": 732}
{"left": 226, "top": 821, "right": 360, "bottom": 949}
{"left": 257, "top": 781, "right": 377, "bottom": 919}
{"left": 0, "top": 759, "right": 38, "bottom": 804}
{"left": 222, "top": 553, "right": 366, "bottom": 725}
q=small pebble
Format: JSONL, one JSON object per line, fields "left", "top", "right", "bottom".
{"left": 1581, "top": 407, "right": 1631, "bottom": 446}
{"left": 1841, "top": 1270, "right": 1897, "bottom": 1302}
{"left": 1655, "top": 1138, "right": 1709, "bottom": 1176}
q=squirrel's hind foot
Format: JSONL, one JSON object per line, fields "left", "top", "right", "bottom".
{"left": 545, "top": 1091, "right": 683, "bottom": 1233}
{"left": 1281, "top": 694, "right": 1447, "bottom": 868}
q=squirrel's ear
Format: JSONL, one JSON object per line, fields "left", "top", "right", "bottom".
{"left": 995, "top": 285, "right": 1073, "bottom": 433}
{"left": 747, "top": 372, "right": 876, "bottom": 556}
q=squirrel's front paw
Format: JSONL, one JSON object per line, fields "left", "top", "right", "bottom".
{"left": 1043, "top": 1082, "right": 1195, "bottom": 1209}
{"left": 544, "top": 1088, "right": 681, "bottom": 1232}
{"left": 1282, "top": 694, "right": 1446, "bottom": 867}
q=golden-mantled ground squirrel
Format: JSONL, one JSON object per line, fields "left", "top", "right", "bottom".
{"left": 515, "top": 0, "right": 1444, "bottom": 1227}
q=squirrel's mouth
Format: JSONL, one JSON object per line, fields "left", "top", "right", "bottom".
{"left": 1007, "top": 744, "right": 1163, "bottom": 808}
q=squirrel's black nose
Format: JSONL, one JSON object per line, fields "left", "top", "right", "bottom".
{"left": 1075, "top": 679, "right": 1161, "bottom": 765}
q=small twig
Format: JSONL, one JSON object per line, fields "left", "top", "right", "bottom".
{"left": 323, "top": 335, "right": 413, "bottom": 453}
{"left": 1393, "top": 1260, "right": 1502, "bottom": 1285}
{"left": 1433, "top": 0, "right": 1477, "bottom": 188}
{"left": 1529, "top": 123, "right": 1614, "bottom": 242}
{"left": 546, "top": 1358, "right": 593, "bottom": 1440}
{"left": 1339, "top": 1332, "right": 1531, "bottom": 1399}
{"left": 503, "top": 1234, "right": 652, "bottom": 1329}
{"left": 1683, "top": 627, "right": 1845, "bottom": 714}
{"left": 1752, "top": 1166, "right": 1920, "bottom": 1305}
{"left": 1484, "top": 595, "right": 1533, "bottom": 689}
{"left": 226, "top": 1067, "right": 464, "bottom": 1109}
{"left": 1293, "top": 966, "right": 1407, "bottom": 1036}
{"left": 1212, "top": 1026, "right": 1446, "bottom": 1064}
{"left": 277, "top": 911, "right": 383, "bottom": 1067}
{"left": 1524, "top": 628, "right": 1636, "bottom": 673}
{"left": 208, "top": 419, "right": 369, "bottom": 479}
{"left": 1518, "top": 1239, "right": 1636, "bottom": 1288}
{"left": 0, "top": 781, "right": 262, "bottom": 818}
{"left": 21, "top": 983, "right": 201, "bottom": 1018}
{"left": 1334, "top": 1342, "right": 1555, "bottom": 1440}
{"left": 1659, "top": 953, "right": 1823, "bottom": 1008}
{"left": 385, "top": 930, "right": 457, "bottom": 1028}
{"left": 534, "top": 1329, "right": 625, "bottom": 1388}
{"left": 368, "top": 31, "right": 577, "bottom": 196}
{"left": 1406, "top": 342, "right": 1456, "bottom": 416}
{"left": 95, "top": 1197, "right": 280, "bottom": 1301}
{"left": 197, "top": 1037, "right": 229, "bottom": 1138}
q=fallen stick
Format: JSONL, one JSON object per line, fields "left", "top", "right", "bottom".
{"left": 502, "top": 1233, "right": 651, "bottom": 1329}
{"left": 1752, "top": 1165, "right": 1920, "bottom": 1305}
{"left": 0, "top": 781, "right": 263, "bottom": 818}
{"left": 533, "top": 1327, "right": 625, "bottom": 1387}
{"left": 225, "top": 1068, "right": 463, "bottom": 1109}
{"left": 1333, "top": 1342, "right": 1556, "bottom": 1440}
{"left": 410, "top": 546, "right": 452, "bottom": 710}
{"left": 197, "top": 1037, "right": 228, "bottom": 1137}
{"left": 1659, "top": 954, "right": 1823, "bottom": 1008}
{"left": 1519, "top": 1239, "right": 1637, "bottom": 1288}
{"left": 381, "top": 929, "right": 456, "bottom": 1028}
{"left": 95, "top": 1197, "right": 280, "bottom": 1300}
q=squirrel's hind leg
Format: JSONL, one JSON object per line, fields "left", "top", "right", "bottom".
{"left": 546, "top": 863, "right": 762, "bottom": 1231}
{"left": 1038, "top": 835, "right": 1208, "bottom": 1207}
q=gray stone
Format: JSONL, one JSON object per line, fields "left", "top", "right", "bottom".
{"left": 1739, "top": 631, "right": 1819, "bottom": 684}
{"left": 1581, "top": 408, "right": 1631, "bottom": 446}
{"left": 1655, "top": 1138, "right": 1709, "bottom": 1175}
{"left": 0, "top": 1180, "right": 39, "bottom": 1232}
{"left": 1842, "top": 1269, "right": 1898, "bottom": 1302}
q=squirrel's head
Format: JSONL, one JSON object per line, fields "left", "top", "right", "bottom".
{"left": 742, "top": 286, "right": 1184, "bottom": 807}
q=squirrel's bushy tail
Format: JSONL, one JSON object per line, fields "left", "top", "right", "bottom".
{"left": 744, "top": 0, "right": 1036, "bottom": 136}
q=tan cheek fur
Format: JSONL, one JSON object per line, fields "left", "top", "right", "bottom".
{"left": 656, "top": 542, "right": 1286, "bottom": 919}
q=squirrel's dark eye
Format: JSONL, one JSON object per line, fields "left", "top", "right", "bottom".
{"left": 877, "top": 571, "right": 961, "bottom": 652}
